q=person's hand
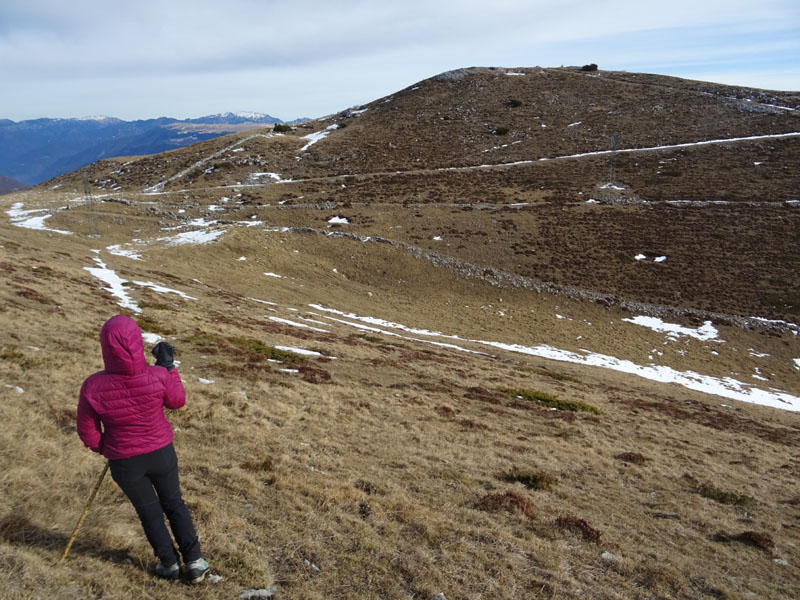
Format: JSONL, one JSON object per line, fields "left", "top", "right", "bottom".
{"left": 152, "top": 341, "right": 176, "bottom": 370}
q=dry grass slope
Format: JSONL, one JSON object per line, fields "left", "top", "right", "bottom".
{"left": 1, "top": 66, "right": 799, "bottom": 599}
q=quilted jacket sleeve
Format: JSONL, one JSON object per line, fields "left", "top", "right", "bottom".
{"left": 163, "top": 368, "right": 186, "bottom": 410}
{"left": 77, "top": 381, "right": 103, "bottom": 453}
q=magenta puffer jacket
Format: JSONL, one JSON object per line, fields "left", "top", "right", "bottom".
{"left": 77, "top": 315, "right": 186, "bottom": 460}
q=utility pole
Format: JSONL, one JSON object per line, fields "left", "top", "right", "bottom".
{"left": 83, "top": 171, "right": 98, "bottom": 238}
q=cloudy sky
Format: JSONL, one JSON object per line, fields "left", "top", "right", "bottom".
{"left": 2, "top": 0, "right": 798, "bottom": 122}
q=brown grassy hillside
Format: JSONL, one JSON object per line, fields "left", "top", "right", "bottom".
{"left": 1, "top": 66, "right": 799, "bottom": 599}
{"left": 43, "top": 66, "right": 800, "bottom": 321}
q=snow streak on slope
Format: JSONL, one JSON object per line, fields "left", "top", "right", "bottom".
{"left": 84, "top": 254, "right": 141, "bottom": 313}
{"left": 84, "top": 253, "right": 197, "bottom": 313}
{"left": 299, "top": 124, "right": 340, "bottom": 152}
{"left": 309, "top": 304, "right": 800, "bottom": 412}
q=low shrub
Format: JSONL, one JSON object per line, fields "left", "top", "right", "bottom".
{"left": 500, "top": 387, "right": 602, "bottom": 414}
{"left": 714, "top": 531, "right": 775, "bottom": 551}
{"left": 136, "top": 315, "right": 175, "bottom": 336}
{"left": 698, "top": 483, "right": 755, "bottom": 507}
{"left": 615, "top": 452, "right": 648, "bottom": 465}
{"left": 531, "top": 367, "right": 581, "bottom": 383}
{"left": 502, "top": 468, "right": 556, "bottom": 490}
{"left": 273, "top": 123, "right": 292, "bottom": 133}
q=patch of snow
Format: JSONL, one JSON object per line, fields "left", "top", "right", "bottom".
{"left": 754, "top": 161, "right": 763, "bottom": 166}
{"left": 161, "top": 228, "right": 226, "bottom": 246}
{"left": 654, "top": 256, "right": 667, "bottom": 263}
{"left": 141, "top": 332, "right": 161, "bottom": 345}
{"left": 300, "top": 124, "right": 339, "bottom": 152}
{"left": 794, "top": 359, "right": 800, "bottom": 371}
{"left": 5, "top": 385, "right": 24, "bottom": 394}
{"left": 268, "top": 316, "right": 329, "bottom": 333}
{"left": 106, "top": 243, "right": 143, "bottom": 260}
{"left": 132, "top": 281, "right": 196, "bottom": 300}
{"left": 249, "top": 172, "right": 291, "bottom": 184}
{"left": 248, "top": 297, "right": 278, "bottom": 306}
{"left": 232, "top": 148, "right": 245, "bottom": 152}
{"left": 600, "top": 183, "right": 625, "bottom": 190}
{"left": 264, "top": 272, "right": 283, "bottom": 278}
{"left": 635, "top": 254, "right": 647, "bottom": 261}
{"left": 506, "top": 71, "right": 525, "bottom": 76}
{"left": 7, "top": 202, "right": 73, "bottom": 235}
{"left": 275, "top": 345, "right": 323, "bottom": 357}
{"left": 198, "top": 378, "right": 215, "bottom": 384}
{"left": 328, "top": 216, "right": 349, "bottom": 224}
{"left": 748, "top": 348, "right": 770, "bottom": 358}
{"left": 623, "top": 316, "right": 719, "bottom": 341}
{"left": 586, "top": 199, "right": 599, "bottom": 204}
{"left": 238, "top": 256, "right": 247, "bottom": 261}
{"left": 280, "top": 369, "right": 300, "bottom": 374}
{"left": 433, "top": 236, "right": 443, "bottom": 241}
{"left": 568, "top": 121, "right": 582, "bottom": 127}
{"left": 84, "top": 256, "right": 141, "bottom": 313}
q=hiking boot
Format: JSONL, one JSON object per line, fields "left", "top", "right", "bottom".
{"left": 154, "top": 561, "right": 180, "bottom": 580}
{"left": 185, "top": 557, "right": 210, "bottom": 584}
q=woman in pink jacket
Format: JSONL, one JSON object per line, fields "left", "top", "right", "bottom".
{"left": 77, "top": 315, "right": 209, "bottom": 583}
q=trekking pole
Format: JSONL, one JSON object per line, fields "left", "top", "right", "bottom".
{"left": 57, "top": 462, "right": 109, "bottom": 564}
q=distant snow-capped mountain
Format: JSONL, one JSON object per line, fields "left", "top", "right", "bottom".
{"left": 186, "top": 111, "right": 282, "bottom": 125}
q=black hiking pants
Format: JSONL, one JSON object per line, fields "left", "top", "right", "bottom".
{"left": 109, "top": 442, "right": 201, "bottom": 566}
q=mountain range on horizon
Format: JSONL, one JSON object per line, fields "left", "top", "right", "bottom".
{"left": 0, "top": 111, "right": 308, "bottom": 186}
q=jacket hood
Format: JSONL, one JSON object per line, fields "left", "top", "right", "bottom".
{"left": 100, "top": 315, "right": 147, "bottom": 375}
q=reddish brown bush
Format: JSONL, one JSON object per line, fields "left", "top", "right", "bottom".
{"left": 478, "top": 491, "right": 535, "bottom": 519}
{"left": 615, "top": 452, "right": 648, "bottom": 465}
{"left": 555, "top": 516, "right": 601, "bottom": 542}
{"left": 715, "top": 530, "right": 775, "bottom": 551}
